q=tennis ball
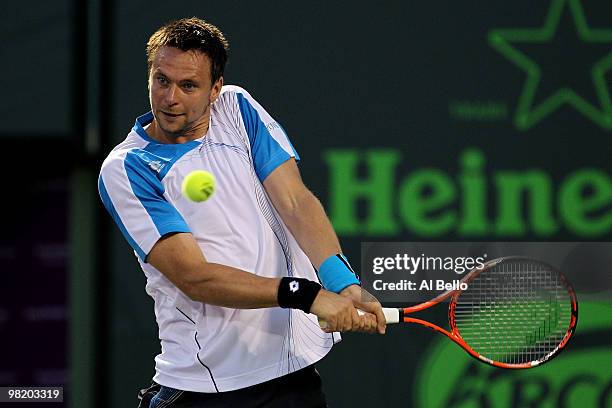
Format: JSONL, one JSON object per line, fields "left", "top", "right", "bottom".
{"left": 182, "top": 170, "right": 216, "bottom": 202}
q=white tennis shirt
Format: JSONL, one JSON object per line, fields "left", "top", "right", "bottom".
{"left": 98, "top": 85, "right": 337, "bottom": 392}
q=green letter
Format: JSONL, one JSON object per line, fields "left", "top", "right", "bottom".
{"left": 494, "top": 171, "right": 557, "bottom": 235}
{"left": 399, "top": 169, "right": 456, "bottom": 236}
{"left": 323, "top": 149, "right": 401, "bottom": 235}
{"left": 559, "top": 170, "right": 612, "bottom": 236}
{"left": 458, "top": 148, "right": 489, "bottom": 235}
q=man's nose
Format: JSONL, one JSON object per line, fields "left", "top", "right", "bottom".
{"left": 164, "top": 84, "right": 179, "bottom": 105}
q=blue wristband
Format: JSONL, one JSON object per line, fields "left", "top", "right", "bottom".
{"left": 318, "top": 254, "right": 361, "bottom": 293}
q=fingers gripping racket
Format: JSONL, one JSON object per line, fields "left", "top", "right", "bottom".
{"left": 322, "top": 257, "right": 578, "bottom": 369}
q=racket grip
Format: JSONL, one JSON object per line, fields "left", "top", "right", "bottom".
{"left": 318, "top": 307, "right": 400, "bottom": 330}
{"left": 381, "top": 307, "right": 401, "bottom": 323}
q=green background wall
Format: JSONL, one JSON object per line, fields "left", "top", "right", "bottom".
{"left": 1, "top": 1, "right": 610, "bottom": 407}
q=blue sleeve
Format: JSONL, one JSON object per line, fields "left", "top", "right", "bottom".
{"left": 98, "top": 151, "right": 191, "bottom": 262}
{"left": 236, "top": 91, "right": 300, "bottom": 182}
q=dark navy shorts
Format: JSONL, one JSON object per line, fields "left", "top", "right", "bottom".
{"left": 137, "top": 365, "right": 328, "bottom": 408}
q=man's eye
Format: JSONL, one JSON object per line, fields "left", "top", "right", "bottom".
{"left": 157, "top": 76, "right": 168, "bottom": 84}
{"left": 183, "top": 83, "right": 195, "bottom": 89}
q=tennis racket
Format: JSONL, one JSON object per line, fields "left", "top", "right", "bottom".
{"left": 322, "top": 256, "right": 578, "bottom": 369}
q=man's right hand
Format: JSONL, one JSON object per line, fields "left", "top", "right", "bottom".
{"left": 310, "top": 289, "right": 375, "bottom": 333}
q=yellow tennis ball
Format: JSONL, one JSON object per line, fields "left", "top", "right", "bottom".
{"left": 181, "top": 170, "right": 216, "bottom": 202}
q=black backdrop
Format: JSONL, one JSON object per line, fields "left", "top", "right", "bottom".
{"left": 1, "top": 1, "right": 610, "bottom": 407}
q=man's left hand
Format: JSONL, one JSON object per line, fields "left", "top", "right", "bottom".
{"left": 339, "top": 285, "right": 386, "bottom": 334}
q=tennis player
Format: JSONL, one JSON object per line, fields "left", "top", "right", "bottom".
{"left": 98, "top": 17, "right": 386, "bottom": 408}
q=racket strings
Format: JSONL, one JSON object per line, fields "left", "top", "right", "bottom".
{"left": 453, "top": 260, "right": 572, "bottom": 365}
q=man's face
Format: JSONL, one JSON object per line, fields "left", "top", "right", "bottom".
{"left": 148, "top": 46, "right": 222, "bottom": 139}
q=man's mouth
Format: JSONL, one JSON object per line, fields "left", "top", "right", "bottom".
{"left": 161, "top": 111, "right": 183, "bottom": 118}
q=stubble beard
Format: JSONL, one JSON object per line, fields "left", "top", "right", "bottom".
{"left": 158, "top": 104, "right": 210, "bottom": 140}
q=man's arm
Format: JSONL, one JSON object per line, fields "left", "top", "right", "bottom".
{"left": 263, "top": 158, "right": 386, "bottom": 334}
{"left": 148, "top": 232, "right": 278, "bottom": 308}
{"left": 146, "top": 231, "right": 368, "bottom": 332}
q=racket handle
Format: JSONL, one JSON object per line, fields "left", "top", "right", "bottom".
{"left": 381, "top": 307, "right": 401, "bottom": 323}
{"left": 318, "top": 307, "right": 401, "bottom": 330}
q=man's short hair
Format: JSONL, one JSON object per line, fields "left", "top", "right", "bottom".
{"left": 146, "top": 17, "right": 229, "bottom": 84}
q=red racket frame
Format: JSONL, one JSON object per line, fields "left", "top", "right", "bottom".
{"left": 397, "top": 257, "right": 578, "bottom": 369}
